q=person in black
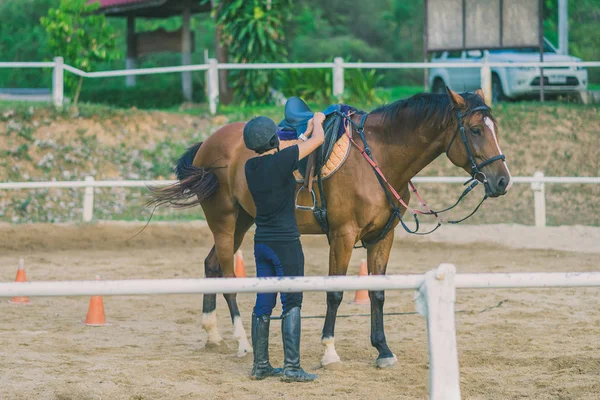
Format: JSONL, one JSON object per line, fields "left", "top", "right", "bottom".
{"left": 244, "top": 113, "right": 325, "bottom": 382}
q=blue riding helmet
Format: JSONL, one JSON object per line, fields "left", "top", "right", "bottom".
{"left": 243, "top": 116, "right": 280, "bottom": 154}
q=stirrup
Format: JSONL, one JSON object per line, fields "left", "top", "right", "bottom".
{"left": 295, "top": 186, "right": 316, "bottom": 211}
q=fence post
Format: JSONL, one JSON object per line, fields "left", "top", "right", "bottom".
{"left": 415, "top": 263, "right": 460, "bottom": 400}
{"left": 480, "top": 53, "right": 492, "bottom": 106}
{"left": 333, "top": 57, "right": 344, "bottom": 102}
{"left": 83, "top": 176, "right": 95, "bottom": 223}
{"left": 207, "top": 58, "right": 219, "bottom": 115}
{"left": 531, "top": 171, "right": 546, "bottom": 227}
{"left": 52, "top": 57, "right": 64, "bottom": 108}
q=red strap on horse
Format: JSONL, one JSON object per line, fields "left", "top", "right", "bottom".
{"left": 343, "top": 120, "right": 446, "bottom": 223}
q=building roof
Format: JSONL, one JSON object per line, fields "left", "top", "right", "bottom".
{"left": 94, "top": 0, "right": 210, "bottom": 18}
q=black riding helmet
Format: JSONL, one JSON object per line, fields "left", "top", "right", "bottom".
{"left": 243, "top": 116, "right": 280, "bottom": 154}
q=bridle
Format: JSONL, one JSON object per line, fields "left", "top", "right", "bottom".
{"left": 446, "top": 105, "right": 506, "bottom": 196}
{"left": 336, "top": 103, "right": 507, "bottom": 246}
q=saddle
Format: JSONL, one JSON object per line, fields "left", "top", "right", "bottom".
{"left": 277, "top": 97, "right": 354, "bottom": 211}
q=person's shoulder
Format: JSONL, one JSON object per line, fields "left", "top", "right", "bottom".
{"left": 276, "top": 145, "right": 298, "bottom": 159}
{"left": 245, "top": 155, "right": 261, "bottom": 170}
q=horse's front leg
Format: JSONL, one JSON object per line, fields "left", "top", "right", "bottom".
{"left": 320, "top": 230, "right": 356, "bottom": 369}
{"left": 367, "top": 230, "right": 397, "bottom": 368}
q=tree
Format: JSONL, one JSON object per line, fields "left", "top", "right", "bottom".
{"left": 216, "top": 0, "right": 292, "bottom": 104}
{"left": 0, "top": 0, "right": 56, "bottom": 88}
{"left": 40, "top": 0, "right": 119, "bottom": 107}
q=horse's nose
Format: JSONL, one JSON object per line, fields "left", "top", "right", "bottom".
{"left": 496, "top": 176, "right": 509, "bottom": 194}
{"left": 497, "top": 177, "right": 506, "bottom": 190}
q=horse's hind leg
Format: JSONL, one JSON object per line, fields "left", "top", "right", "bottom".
{"left": 202, "top": 247, "right": 225, "bottom": 347}
{"left": 366, "top": 231, "right": 397, "bottom": 368}
{"left": 202, "top": 205, "right": 254, "bottom": 357}
{"left": 201, "top": 200, "right": 237, "bottom": 350}
{"left": 224, "top": 207, "right": 254, "bottom": 358}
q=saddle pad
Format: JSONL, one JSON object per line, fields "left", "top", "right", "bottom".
{"left": 280, "top": 134, "right": 351, "bottom": 183}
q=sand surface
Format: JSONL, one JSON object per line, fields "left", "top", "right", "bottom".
{"left": 1, "top": 223, "right": 599, "bottom": 400}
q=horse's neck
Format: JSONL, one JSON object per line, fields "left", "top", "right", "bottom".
{"left": 365, "top": 118, "right": 448, "bottom": 186}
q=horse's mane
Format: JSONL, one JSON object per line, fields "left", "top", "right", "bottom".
{"left": 370, "top": 92, "right": 491, "bottom": 137}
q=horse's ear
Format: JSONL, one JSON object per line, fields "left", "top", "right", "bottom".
{"left": 474, "top": 88, "right": 485, "bottom": 101}
{"left": 445, "top": 86, "right": 466, "bottom": 109}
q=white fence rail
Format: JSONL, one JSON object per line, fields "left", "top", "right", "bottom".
{"left": 1, "top": 58, "right": 599, "bottom": 114}
{"left": 2, "top": 264, "right": 600, "bottom": 400}
{"left": 3, "top": 269, "right": 599, "bottom": 297}
{"left": 1, "top": 172, "right": 598, "bottom": 227}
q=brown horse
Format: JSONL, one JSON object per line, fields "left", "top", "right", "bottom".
{"left": 149, "top": 88, "right": 511, "bottom": 368}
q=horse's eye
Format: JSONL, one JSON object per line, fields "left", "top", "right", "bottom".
{"left": 471, "top": 128, "right": 481, "bottom": 136}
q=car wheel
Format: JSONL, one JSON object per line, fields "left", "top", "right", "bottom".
{"left": 492, "top": 74, "right": 506, "bottom": 103}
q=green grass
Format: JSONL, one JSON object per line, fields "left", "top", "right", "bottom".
{"left": 0, "top": 99, "right": 133, "bottom": 120}
{"left": 163, "top": 86, "right": 426, "bottom": 120}
{"left": 376, "top": 85, "right": 424, "bottom": 102}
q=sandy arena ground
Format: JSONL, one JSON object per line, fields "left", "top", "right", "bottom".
{"left": 1, "top": 222, "right": 599, "bottom": 400}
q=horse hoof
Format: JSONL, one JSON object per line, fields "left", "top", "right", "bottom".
{"left": 236, "top": 347, "right": 253, "bottom": 358}
{"left": 321, "top": 361, "right": 344, "bottom": 370}
{"left": 204, "top": 341, "right": 229, "bottom": 353}
{"left": 376, "top": 354, "right": 398, "bottom": 369}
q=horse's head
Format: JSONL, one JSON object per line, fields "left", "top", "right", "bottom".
{"left": 444, "top": 87, "right": 512, "bottom": 197}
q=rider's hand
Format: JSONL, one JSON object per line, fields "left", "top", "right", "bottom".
{"left": 304, "top": 118, "right": 314, "bottom": 137}
{"left": 311, "top": 114, "right": 325, "bottom": 142}
{"left": 313, "top": 112, "right": 326, "bottom": 125}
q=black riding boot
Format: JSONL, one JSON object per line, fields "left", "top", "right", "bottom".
{"left": 250, "top": 313, "right": 282, "bottom": 380}
{"left": 281, "top": 307, "right": 318, "bottom": 382}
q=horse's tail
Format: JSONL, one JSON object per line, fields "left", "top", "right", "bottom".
{"left": 146, "top": 142, "right": 219, "bottom": 209}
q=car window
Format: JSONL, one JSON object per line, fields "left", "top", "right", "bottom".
{"left": 488, "top": 41, "right": 556, "bottom": 54}
{"left": 447, "top": 51, "right": 462, "bottom": 59}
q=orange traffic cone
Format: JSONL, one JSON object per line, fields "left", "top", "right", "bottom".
{"left": 353, "top": 259, "right": 370, "bottom": 305}
{"left": 234, "top": 250, "right": 247, "bottom": 278}
{"left": 84, "top": 276, "right": 108, "bottom": 326}
{"left": 8, "top": 259, "right": 31, "bottom": 305}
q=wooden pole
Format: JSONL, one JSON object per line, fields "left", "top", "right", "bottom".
{"left": 531, "top": 171, "right": 546, "bottom": 227}
{"left": 208, "top": 58, "right": 219, "bottom": 115}
{"left": 558, "top": 0, "right": 568, "bottom": 55}
{"left": 539, "top": 0, "right": 544, "bottom": 102}
{"left": 212, "top": 0, "right": 232, "bottom": 104}
{"left": 52, "top": 57, "right": 64, "bottom": 108}
{"left": 126, "top": 15, "right": 136, "bottom": 87}
{"left": 415, "top": 264, "right": 461, "bottom": 400}
{"left": 181, "top": 1, "right": 193, "bottom": 102}
{"left": 423, "top": 0, "right": 429, "bottom": 92}
{"left": 333, "top": 57, "right": 344, "bottom": 101}
{"left": 480, "top": 53, "right": 492, "bottom": 106}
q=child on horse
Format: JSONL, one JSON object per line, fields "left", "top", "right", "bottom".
{"left": 244, "top": 112, "right": 326, "bottom": 382}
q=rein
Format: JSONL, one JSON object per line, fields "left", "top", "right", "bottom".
{"left": 337, "top": 106, "right": 504, "bottom": 244}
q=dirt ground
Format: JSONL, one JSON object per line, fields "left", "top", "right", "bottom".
{"left": 1, "top": 222, "right": 599, "bottom": 400}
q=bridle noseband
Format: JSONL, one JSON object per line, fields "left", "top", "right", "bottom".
{"left": 446, "top": 105, "right": 506, "bottom": 195}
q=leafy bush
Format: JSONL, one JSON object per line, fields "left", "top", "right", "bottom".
{"left": 345, "top": 68, "right": 384, "bottom": 104}
{"left": 40, "top": 0, "right": 119, "bottom": 106}
{"left": 278, "top": 69, "right": 332, "bottom": 104}
{"left": 277, "top": 67, "right": 382, "bottom": 105}
{"left": 79, "top": 80, "right": 206, "bottom": 109}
